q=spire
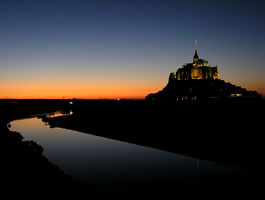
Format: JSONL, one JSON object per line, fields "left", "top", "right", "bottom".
{"left": 193, "top": 40, "right": 199, "bottom": 62}
{"left": 195, "top": 40, "right": 198, "bottom": 54}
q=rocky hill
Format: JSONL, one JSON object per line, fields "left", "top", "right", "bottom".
{"left": 146, "top": 78, "right": 260, "bottom": 102}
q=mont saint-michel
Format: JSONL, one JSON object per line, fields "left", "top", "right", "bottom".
{"left": 1, "top": 42, "right": 263, "bottom": 190}
{"left": 146, "top": 42, "right": 260, "bottom": 101}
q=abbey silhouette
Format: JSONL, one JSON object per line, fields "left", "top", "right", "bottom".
{"left": 146, "top": 41, "right": 260, "bottom": 101}
{"left": 172, "top": 40, "right": 220, "bottom": 81}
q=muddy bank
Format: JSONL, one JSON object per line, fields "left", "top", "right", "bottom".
{"left": 0, "top": 100, "right": 84, "bottom": 192}
{"left": 43, "top": 99, "right": 265, "bottom": 174}
{"left": 1, "top": 99, "right": 263, "bottom": 192}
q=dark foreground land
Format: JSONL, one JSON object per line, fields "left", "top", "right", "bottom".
{"left": 1, "top": 99, "right": 264, "bottom": 193}
{"left": 0, "top": 100, "right": 87, "bottom": 194}
{"left": 44, "top": 99, "right": 265, "bottom": 172}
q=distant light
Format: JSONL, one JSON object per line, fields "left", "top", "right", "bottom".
{"left": 70, "top": 111, "right": 73, "bottom": 115}
{"left": 231, "top": 94, "right": 242, "bottom": 97}
{"left": 70, "top": 101, "right": 74, "bottom": 104}
{"left": 117, "top": 99, "right": 120, "bottom": 101}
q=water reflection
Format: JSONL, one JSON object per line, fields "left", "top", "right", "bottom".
{"left": 10, "top": 114, "right": 248, "bottom": 186}
{"left": 45, "top": 110, "right": 73, "bottom": 118}
{"left": 17, "top": 110, "right": 73, "bottom": 120}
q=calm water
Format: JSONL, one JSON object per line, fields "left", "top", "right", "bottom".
{"left": 10, "top": 112, "right": 247, "bottom": 185}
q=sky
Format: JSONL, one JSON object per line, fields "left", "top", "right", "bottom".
{"left": 0, "top": 0, "right": 265, "bottom": 99}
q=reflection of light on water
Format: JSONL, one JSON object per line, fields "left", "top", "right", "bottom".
{"left": 10, "top": 116, "right": 249, "bottom": 186}
{"left": 46, "top": 110, "right": 73, "bottom": 118}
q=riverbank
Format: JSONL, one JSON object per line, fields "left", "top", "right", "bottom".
{"left": 1, "top": 99, "right": 264, "bottom": 192}
{"left": 0, "top": 100, "right": 85, "bottom": 192}
{"left": 43, "top": 99, "right": 265, "bottom": 176}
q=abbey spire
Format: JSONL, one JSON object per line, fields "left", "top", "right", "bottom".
{"left": 173, "top": 41, "right": 220, "bottom": 80}
{"left": 193, "top": 40, "right": 199, "bottom": 63}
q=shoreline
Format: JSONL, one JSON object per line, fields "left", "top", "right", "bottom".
{"left": 0, "top": 100, "right": 86, "bottom": 192}
{"left": 1, "top": 99, "right": 264, "bottom": 191}
{"left": 43, "top": 99, "right": 265, "bottom": 172}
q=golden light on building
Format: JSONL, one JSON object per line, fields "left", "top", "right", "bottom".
{"left": 171, "top": 41, "right": 220, "bottom": 81}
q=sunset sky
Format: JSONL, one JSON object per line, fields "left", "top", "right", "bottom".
{"left": 0, "top": 0, "right": 265, "bottom": 99}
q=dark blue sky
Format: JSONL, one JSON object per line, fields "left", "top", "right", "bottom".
{"left": 0, "top": 0, "right": 265, "bottom": 98}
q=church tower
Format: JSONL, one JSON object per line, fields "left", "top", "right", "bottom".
{"left": 175, "top": 41, "right": 220, "bottom": 80}
{"left": 193, "top": 40, "right": 199, "bottom": 63}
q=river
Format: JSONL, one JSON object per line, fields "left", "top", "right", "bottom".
{"left": 10, "top": 111, "right": 248, "bottom": 186}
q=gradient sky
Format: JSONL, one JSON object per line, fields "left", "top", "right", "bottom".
{"left": 0, "top": 0, "right": 265, "bottom": 99}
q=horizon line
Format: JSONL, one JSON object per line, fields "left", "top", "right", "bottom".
{"left": 0, "top": 98, "right": 145, "bottom": 100}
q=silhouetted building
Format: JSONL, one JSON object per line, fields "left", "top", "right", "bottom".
{"left": 169, "top": 41, "right": 220, "bottom": 81}
{"left": 146, "top": 41, "right": 260, "bottom": 101}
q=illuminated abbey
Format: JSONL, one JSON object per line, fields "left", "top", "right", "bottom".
{"left": 146, "top": 41, "right": 260, "bottom": 101}
{"left": 169, "top": 41, "right": 220, "bottom": 81}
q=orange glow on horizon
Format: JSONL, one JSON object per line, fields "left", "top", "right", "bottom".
{"left": 1, "top": 82, "right": 264, "bottom": 99}
{"left": 1, "top": 75, "right": 264, "bottom": 99}
{"left": 0, "top": 81, "right": 163, "bottom": 99}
